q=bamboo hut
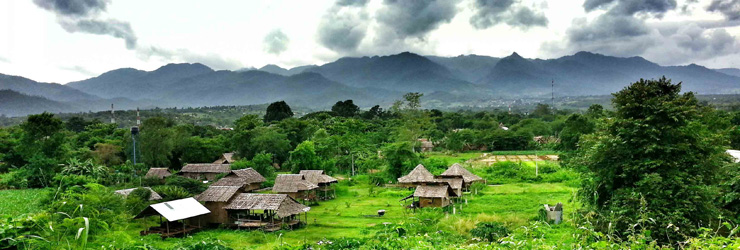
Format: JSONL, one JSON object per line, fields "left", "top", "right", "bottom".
{"left": 224, "top": 193, "right": 310, "bottom": 231}
{"left": 212, "top": 168, "right": 266, "bottom": 192}
{"left": 115, "top": 187, "right": 163, "bottom": 201}
{"left": 272, "top": 174, "right": 318, "bottom": 203}
{"left": 134, "top": 198, "right": 210, "bottom": 238}
{"left": 433, "top": 178, "right": 463, "bottom": 197}
{"left": 418, "top": 138, "right": 434, "bottom": 152}
{"left": 195, "top": 186, "right": 242, "bottom": 224}
{"left": 397, "top": 164, "right": 435, "bottom": 188}
{"left": 213, "top": 153, "right": 236, "bottom": 164}
{"left": 439, "top": 163, "right": 484, "bottom": 191}
{"left": 299, "top": 170, "right": 338, "bottom": 200}
{"left": 145, "top": 168, "right": 172, "bottom": 180}
{"left": 180, "top": 164, "right": 231, "bottom": 181}
{"left": 402, "top": 185, "right": 456, "bottom": 208}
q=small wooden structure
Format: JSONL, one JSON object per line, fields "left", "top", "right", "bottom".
{"left": 402, "top": 185, "right": 456, "bottom": 208}
{"left": 418, "top": 138, "right": 434, "bottom": 152}
{"left": 134, "top": 198, "right": 210, "bottom": 238}
{"left": 299, "top": 170, "right": 338, "bottom": 200}
{"left": 180, "top": 164, "right": 231, "bottom": 181}
{"left": 224, "top": 193, "right": 310, "bottom": 231}
{"left": 145, "top": 168, "right": 172, "bottom": 180}
{"left": 272, "top": 174, "right": 318, "bottom": 203}
{"left": 195, "top": 186, "right": 242, "bottom": 224}
{"left": 397, "top": 164, "right": 435, "bottom": 188}
{"left": 213, "top": 153, "right": 236, "bottom": 164}
{"left": 439, "top": 163, "right": 484, "bottom": 191}
{"left": 544, "top": 203, "right": 563, "bottom": 224}
{"left": 115, "top": 187, "right": 163, "bottom": 200}
{"left": 433, "top": 178, "right": 463, "bottom": 197}
{"left": 212, "top": 168, "right": 266, "bottom": 192}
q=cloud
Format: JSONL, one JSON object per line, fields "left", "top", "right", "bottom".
{"left": 707, "top": 0, "right": 740, "bottom": 20}
{"left": 33, "top": 0, "right": 138, "bottom": 50}
{"left": 316, "top": 0, "right": 370, "bottom": 53}
{"left": 0, "top": 56, "right": 9, "bottom": 63}
{"left": 263, "top": 29, "right": 290, "bottom": 55}
{"left": 584, "top": 0, "right": 677, "bottom": 16}
{"left": 136, "top": 46, "right": 244, "bottom": 70}
{"left": 376, "top": 0, "right": 461, "bottom": 40}
{"left": 60, "top": 65, "right": 95, "bottom": 76}
{"left": 470, "top": 0, "right": 548, "bottom": 29}
{"left": 59, "top": 19, "right": 137, "bottom": 49}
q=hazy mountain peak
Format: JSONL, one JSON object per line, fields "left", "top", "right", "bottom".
{"left": 152, "top": 63, "right": 213, "bottom": 74}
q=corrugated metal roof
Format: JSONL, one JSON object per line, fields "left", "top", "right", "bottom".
{"left": 136, "top": 197, "right": 210, "bottom": 221}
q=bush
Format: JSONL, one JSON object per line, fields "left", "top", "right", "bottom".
{"left": 165, "top": 176, "right": 207, "bottom": 195}
{"left": 470, "top": 222, "right": 510, "bottom": 242}
{"left": 152, "top": 185, "right": 189, "bottom": 201}
{"left": 129, "top": 188, "right": 151, "bottom": 201}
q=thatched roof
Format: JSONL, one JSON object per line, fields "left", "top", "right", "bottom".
{"left": 195, "top": 186, "right": 241, "bottom": 202}
{"left": 134, "top": 197, "right": 210, "bottom": 221}
{"left": 273, "top": 174, "right": 318, "bottom": 193}
{"left": 414, "top": 185, "right": 456, "bottom": 198}
{"left": 232, "top": 168, "right": 266, "bottom": 183}
{"left": 145, "top": 168, "right": 172, "bottom": 179}
{"left": 299, "top": 170, "right": 338, "bottom": 185}
{"left": 435, "top": 178, "right": 463, "bottom": 191}
{"left": 213, "top": 153, "right": 236, "bottom": 164}
{"left": 211, "top": 168, "right": 266, "bottom": 187}
{"left": 181, "top": 164, "right": 231, "bottom": 173}
{"left": 397, "top": 164, "right": 435, "bottom": 184}
{"left": 114, "top": 187, "right": 162, "bottom": 200}
{"left": 224, "top": 193, "right": 309, "bottom": 218}
{"left": 440, "top": 163, "right": 483, "bottom": 183}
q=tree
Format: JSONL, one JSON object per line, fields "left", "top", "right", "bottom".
{"left": 287, "top": 141, "right": 321, "bottom": 173}
{"left": 16, "top": 112, "right": 67, "bottom": 162}
{"left": 139, "top": 117, "right": 175, "bottom": 168}
{"left": 384, "top": 141, "right": 419, "bottom": 178}
{"left": 362, "top": 105, "right": 384, "bottom": 119}
{"left": 557, "top": 114, "right": 595, "bottom": 151}
{"left": 574, "top": 77, "right": 725, "bottom": 243}
{"left": 531, "top": 103, "right": 552, "bottom": 118}
{"left": 332, "top": 100, "right": 360, "bottom": 117}
{"left": 244, "top": 127, "right": 291, "bottom": 163}
{"left": 234, "top": 114, "right": 262, "bottom": 131}
{"left": 252, "top": 153, "right": 275, "bottom": 178}
{"left": 264, "top": 101, "right": 293, "bottom": 123}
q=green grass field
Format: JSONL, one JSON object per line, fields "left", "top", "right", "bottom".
{"left": 0, "top": 189, "right": 45, "bottom": 217}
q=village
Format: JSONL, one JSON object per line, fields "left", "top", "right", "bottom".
{"left": 116, "top": 152, "right": 517, "bottom": 239}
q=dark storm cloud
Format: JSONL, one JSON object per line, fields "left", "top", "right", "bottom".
{"left": 543, "top": 0, "right": 740, "bottom": 66}
{"left": 470, "top": 0, "right": 548, "bottom": 29}
{"left": 335, "top": 0, "right": 369, "bottom": 7}
{"left": 33, "top": 0, "right": 108, "bottom": 17}
{"left": 708, "top": 0, "right": 740, "bottom": 20}
{"left": 376, "top": 0, "right": 460, "bottom": 39}
{"left": 263, "top": 29, "right": 290, "bottom": 55}
{"left": 60, "top": 19, "right": 137, "bottom": 49}
{"left": 317, "top": 0, "right": 370, "bottom": 53}
{"left": 33, "top": 0, "right": 138, "bottom": 50}
{"left": 584, "top": 0, "right": 677, "bottom": 16}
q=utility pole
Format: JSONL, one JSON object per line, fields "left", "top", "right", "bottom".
{"left": 551, "top": 79, "right": 555, "bottom": 110}
{"left": 110, "top": 104, "right": 115, "bottom": 124}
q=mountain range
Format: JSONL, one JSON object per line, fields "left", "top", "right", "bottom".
{"left": 1, "top": 51, "right": 739, "bottom": 117}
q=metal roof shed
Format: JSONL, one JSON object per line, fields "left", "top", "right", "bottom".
{"left": 135, "top": 197, "right": 210, "bottom": 221}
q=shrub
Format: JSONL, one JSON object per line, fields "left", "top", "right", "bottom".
{"left": 470, "top": 222, "right": 510, "bottom": 242}
{"left": 152, "top": 185, "right": 189, "bottom": 201}
{"left": 128, "top": 188, "right": 151, "bottom": 201}
{"left": 165, "top": 176, "right": 207, "bottom": 195}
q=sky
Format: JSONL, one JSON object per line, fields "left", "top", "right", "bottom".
{"left": 0, "top": 0, "right": 739, "bottom": 83}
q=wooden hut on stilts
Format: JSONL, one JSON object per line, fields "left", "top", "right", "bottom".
{"left": 224, "top": 193, "right": 310, "bottom": 232}
{"left": 134, "top": 198, "right": 210, "bottom": 238}
{"left": 299, "top": 170, "right": 338, "bottom": 200}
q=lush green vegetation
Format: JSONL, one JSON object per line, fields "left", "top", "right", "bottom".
{"left": 0, "top": 79, "right": 738, "bottom": 249}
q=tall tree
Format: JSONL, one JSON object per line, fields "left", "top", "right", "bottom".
{"left": 139, "top": 117, "right": 175, "bottom": 168}
{"left": 331, "top": 100, "right": 360, "bottom": 117}
{"left": 264, "top": 101, "right": 293, "bottom": 123}
{"left": 557, "top": 114, "right": 595, "bottom": 151}
{"left": 574, "top": 77, "right": 725, "bottom": 243}
{"left": 287, "top": 140, "right": 321, "bottom": 173}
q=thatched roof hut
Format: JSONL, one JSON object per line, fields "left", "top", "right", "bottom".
{"left": 213, "top": 153, "right": 236, "bottom": 164}
{"left": 224, "top": 193, "right": 309, "bottom": 218}
{"left": 145, "top": 168, "right": 172, "bottom": 179}
{"left": 397, "top": 164, "right": 435, "bottom": 187}
{"left": 211, "top": 168, "right": 266, "bottom": 191}
{"left": 414, "top": 185, "right": 456, "bottom": 198}
{"left": 433, "top": 178, "right": 463, "bottom": 197}
{"left": 273, "top": 174, "right": 319, "bottom": 193}
{"left": 115, "top": 187, "right": 163, "bottom": 200}
{"left": 440, "top": 163, "right": 483, "bottom": 184}
{"left": 181, "top": 164, "right": 231, "bottom": 173}
{"left": 195, "top": 186, "right": 242, "bottom": 203}
{"left": 299, "top": 170, "right": 338, "bottom": 185}
{"left": 180, "top": 164, "right": 231, "bottom": 181}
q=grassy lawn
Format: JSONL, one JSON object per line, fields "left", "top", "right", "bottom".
{"left": 0, "top": 189, "right": 45, "bottom": 217}
{"left": 128, "top": 180, "right": 578, "bottom": 249}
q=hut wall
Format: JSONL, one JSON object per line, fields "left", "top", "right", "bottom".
{"left": 419, "top": 197, "right": 450, "bottom": 208}
{"left": 204, "top": 173, "right": 219, "bottom": 181}
{"left": 244, "top": 183, "right": 261, "bottom": 192}
{"left": 203, "top": 202, "right": 230, "bottom": 224}
{"left": 183, "top": 173, "right": 202, "bottom": 180}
